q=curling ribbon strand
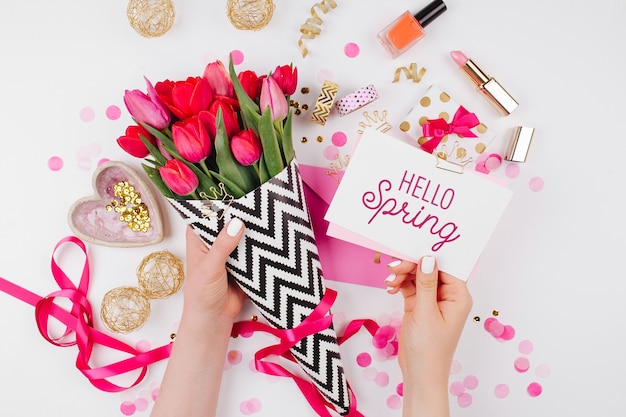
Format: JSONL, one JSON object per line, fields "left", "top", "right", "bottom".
{"left": 298, "top": 0, "right": 337, "bottom": 57}
{"left": 421, "top": 106, "right": 479, "bottom": 153}
{"left": 0, "top": 236, "right": 173, "bottom": 392}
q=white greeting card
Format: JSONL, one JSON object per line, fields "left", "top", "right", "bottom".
{"left": 324, "top": 129, "right": 513, "bottom": 280}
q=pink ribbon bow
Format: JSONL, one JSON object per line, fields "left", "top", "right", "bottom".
{"left": 420, "top": 106, "right": 480, "bottom": 154}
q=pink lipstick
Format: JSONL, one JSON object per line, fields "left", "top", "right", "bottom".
{"left": 450, "top": 50, "right": 518, "bottom": 116}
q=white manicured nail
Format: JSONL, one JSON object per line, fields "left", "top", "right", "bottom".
{"left": 226, "top": 218, "right": 244, "bottom": 237}
{"left": 384, "top": 273, "right": 396, "bottom": 283}
{"left": 421, "top": 256, "right": 435, "bottom": 274}
{"left": 386, "top": 286, "right": 395, "bottom": 292}
{"left": 387, "top": 260, "right": 402, "bottom": 268}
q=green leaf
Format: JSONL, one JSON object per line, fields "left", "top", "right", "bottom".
{"left": 228, "top": 55, "right": 263, "bottom": 133}
{"left": 139, "top": 134, "right": 167, "bottom": 166}
{"left": 258, "top": 153, "right": 270, "bottom": 184}
{"left": 281, "top": 109, "right": 295, "bottom": 165}
{"left": 141, "top": 163, "right": 175, "bottom": 198}
{"left": 214, "top": 108, "right": 259, "bottom": 197}
{"left": 258, "top": 107, "right": 284, "bottom": 177}
{"left": 210, "top": 171, "right": 247, "bottom": 198}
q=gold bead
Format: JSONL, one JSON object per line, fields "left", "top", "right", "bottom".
{"left": 492, "top": 309, "right": 499, "bottom": 317}
{"left": 473, "top": 316, "right": 481, "bottom": 322}
{"left": 170, "top": 333, "right": 176, "bottom": 341}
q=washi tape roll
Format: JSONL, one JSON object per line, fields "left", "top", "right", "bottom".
{"left": 310, "top": 80, "right": 339, "bottom": 125}
{"left": 335, "top": 84, "right": 379, "bottom": 116}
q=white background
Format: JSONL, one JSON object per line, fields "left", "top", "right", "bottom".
{"left": 0, "top": 0, "right": 625, "bottom": 416}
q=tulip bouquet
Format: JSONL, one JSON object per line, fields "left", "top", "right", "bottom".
{"left": 116, "top": 57, "right": 352, "bottom": 416}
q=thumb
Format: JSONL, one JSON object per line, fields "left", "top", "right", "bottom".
{"left": 414, "top": 256, "right": 439, "bottom": 314}
{"left": 207, "top": 217, "right": 245, "bottom": 269}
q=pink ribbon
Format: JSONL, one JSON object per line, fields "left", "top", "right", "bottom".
{"left": 0, "top": 236, "right": 173, "bottom": 392}
{"left": 420, "top": 106, "right": 479, "bottom": 153}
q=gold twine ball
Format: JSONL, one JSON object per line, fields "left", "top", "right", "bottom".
{"left": 127, "top": 0, "right": 175, "bottom": 38}
{"left": 101, "top": 287, "right": 151, "bottom": 334}
{"left": 226, "top": 0, "right": 275, "bottom": 31}
{"left": 137, "top": 250, "right": 185, "bottom": 299}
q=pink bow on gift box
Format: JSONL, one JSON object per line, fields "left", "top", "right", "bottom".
{"left": 299, "top": 164, "right": 395, "bottom": 289}
{"left": 421, "top": 106, "right": 479, "bottom": 153}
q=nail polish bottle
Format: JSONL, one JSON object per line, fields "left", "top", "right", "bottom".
{"left": 377, "top": 0, "right": 447, "bottom": 58}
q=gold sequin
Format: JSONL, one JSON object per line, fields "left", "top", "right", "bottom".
{"left": 492, "top": 309, "right": 500, "bottom": 316}
{"left": 301, "top": 87, "right": 310, "bottom": 94}
{"left": 106, "top": 181, "right": 151, "bottom": 233}
{"left": 301, "top": 137, "right": 308, "bottom": 143}
{"left": 170, "top": 333, "right": 177, "bottom": 341}
{"left": 473, "top": 316, "right": 481, "bottom": 322}
{"left": 316, "top": 135, "right": 324, "bottom": 143}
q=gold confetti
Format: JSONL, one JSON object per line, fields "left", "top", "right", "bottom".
{"left": 492, "top": 309, "right": 500, "bottom": 317}
{"left": 106, "top": 181, "right": 151, "bottom": 232}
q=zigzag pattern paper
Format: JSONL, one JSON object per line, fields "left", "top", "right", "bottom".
{"left": 168, "top": 161, "right": 350, "bottom": 415}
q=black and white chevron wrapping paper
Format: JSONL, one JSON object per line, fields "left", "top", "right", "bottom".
{"left": 168, "top": 160, "right": 350, "bottom": 415}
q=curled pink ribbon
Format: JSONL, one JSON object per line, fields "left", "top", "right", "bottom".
{"left": 0, "top": 236, "right": 173, "bottom": 392}
{"left": 232, "top": 289, "right": 380, "bottom": 417}
{"left": 420, "top": 106, "right": 480, "bottom": 154}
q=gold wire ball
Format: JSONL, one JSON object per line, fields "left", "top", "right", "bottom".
{"left": 226, "top": 0, "right": 275, "bottom": 31}
{"left": 101, "top": 287, "right": 151, "bottom": 334}
{"left": 137, "top": 250, "right": 185, "bottom": 299}
{"left": 127, "top": 0, "right": 176, "bottom": 38}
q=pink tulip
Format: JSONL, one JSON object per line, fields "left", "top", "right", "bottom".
{"left": 116, "top": 124, "right": 156, "bottom": 158}
{"left": 172, "top": 116, "right": 212, "bottom": 163}
{"left": 159, "top": 159, "right": 199, "bottom": 196}
{"left": 231, "top": 129, "right": 262, "bottom": 166}
{"left": 203, "top": 60, "right": 234, "bottom": 99}
{"left": 123, "top": 77, "right": 171, "bottom": 130}
{"left": 260, "top": 77, "right": 288, "bottom": 121}
{"left": 271, "top": 64, "right": 298, "bottom": 96}
{"left": 155, "top": 77, "right": 213, "bottom": 120}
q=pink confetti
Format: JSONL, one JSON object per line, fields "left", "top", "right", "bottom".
{"left": 227, "top": 350, "right": 243, "bottom": 365}
{"left": 450, "top": 360, "right": 462, "bottom": 375}
{"left": 396, "top": 382, "right": 404, "bottom": 396}
{"left": 499, "top": 325, "right": 516, "bottom": 341}
{"left": 151, "top": 387, "right": 159, "bottom": 402}
{"left": 80, "top": 106, "right": 95, "bottom": 122}
{"left": 485, "top": 154, "right": 502, "bottom": 171}
{"left": 463, "top": 375, "right": 479, "bottom": 390}
{"left": 356, "top": 352, "right": 372, "bottom": 367}
{"left": 372, "top": 333, "right": 388, "bottom": 349}
{"left": 535, "top": 363, "right": 551, "bottom": 378}
{"left": 449, "top": 381, "right": 465, "bottom": 396}
{"left": 97, "top": 158, "right": 111, "bottom": 166}
{"left": 120, "top": 401, "right": 136, "bottom": 416}
{"left": 48, "top": 156, "right": 64, "bottom": 171}
{"left": 494, "top": 384, "right": 510, "bottom": 399}
{"left": 514, "top": 356, "right": 530, "bottom": 373}
{"left": 106, "top": 105, "right": 122, "bottom": 120}
{"left": 344, "top": 42, "right": 360, "bottom": 58}
{"left": 457, "top": 392, "right": 473, "bottom": 408}
{"left": 363, "top": 367, "right": 378, "bottom": 381}
{"left": 519, "top": 339, "right": 534, "bottom": 355}
{"left": 331, "top": 131, "right": 348, "bottom": 147}
{"left": 135, "top": 339, "right": 151, "bottom": 352}
{"left": 134, "top": 397, "right": 149, "bottom": 412}
{"left": 230, "top": 50, "right": 244, "bottom": 65}
{"left": 323, "top": 145, "right": 340, "bottom": 161}
{"left": 505, "top": 163, "right": 520, "bottom": 178}
{"left": 374, "top": 371, "right": 389, "bottom": 387}
{"left": 527, "top": 382, "right": 543, "bottom": 397}
{"left": 529, "top": 177, "right": 544, "bottom": 192}
{"left": 386, "top": 394, "right": 402, "bottom": 409}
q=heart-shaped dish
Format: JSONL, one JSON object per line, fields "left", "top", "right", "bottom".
{"left": 68, "top": 161, "right": 164, "bottom": 247}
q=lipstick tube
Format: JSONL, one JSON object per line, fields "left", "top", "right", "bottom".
{"left": 450, "top": 50, "right": 518, "bottom": 116}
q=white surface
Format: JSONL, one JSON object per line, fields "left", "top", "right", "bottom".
{"left": 0, "top": 0, "right": 625, "bottom": 416}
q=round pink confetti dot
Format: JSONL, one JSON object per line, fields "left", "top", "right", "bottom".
{"left": 487, "top": 320, "right": 505, "bottom": 338}
{"left": 499, "top": 325, "right": 516, "bottom": 341}
{"left": 80, "top": 106, "right": 95, "bottom": 122}
{"left": 120, "top": 401, "right": 136, "bottom": 416}
{"left": 323, "top": 145, "right": 340, "bottom": 161}
{"left": 356, "top": 352, "right": 372, "bottom": 367}
{"left": 134, "top": 397, "right": 149, "bottom": 412}
{"left": 230, "top": 50, "right": 244, "bottom": 65}
{"left": 386, "top": 394, "right": 402, "bottom": 409}
{"left": 374, "top": 371, "right": 390, "bottom": 387}
{"left": 228, "top": 350, "right": 243, "bottom": 365}
{"left": 151, "top": 387, "right": 160, "bottom": 401}
{"left": 106, "top": 105, "right": 122, "bottom": 120}
{"left": 514, "top": 356, "right": 531, "bottom": 373}
{"left": 376, "top": 325, "right": 397, "bottom": 342}
{"left": 457, "top": 392, "right": 473, "bottom": 408}
{"left": 396, "top": 382, "right": 404, "bottom": 396}
{"left": 248, "top": 398, "right": 262, "bottom": 413}
{"left": 474, "top": 162, "right": 489, "bottom": 174}
{"left": 494, "top": 384, "right": 510, "bottom": 399}
{"left": 535, "top": 363, "right": 551, "bottom": 378}
{"left": 450, "top": 360, "right": 462, "bottom": 375}
{"left": 331, "top": 131, "right": 348, "bottom": 147}
{"left": 527, "top": 382, "right": 543, "bottom": 397}
{"left": 449, "top": 381, "right": 465, "bottom": 396}
{"left": 519, "top": 339, "right": 534, "bottom": 355}
{"left": 97, "top": 158, "right": 111, "bottom": 166}
{"left": 463, "top": 375, "right": 479, "bottom": 390}
{"left": 529, "top": 177, "right": 544, "bottom": 192}
{"left": 48, "top": 156, "right": 64, "bottom": 171}
{"left": 505, "top": 163, "right": 520, "bottom": 178}
{"left": 344, "top": 42, "right": 360, "bottom": 58}
{"left": 485, "top": 154, "right": 502, "bottom": 171}
{"left": 372, "top": 333, "right": 388, "bottom": 349}
{"left": 135, "top": 339, "right": 151, "bottom": 352}
{"left": 363, "top": 367, "right": 378, "bottom": 381}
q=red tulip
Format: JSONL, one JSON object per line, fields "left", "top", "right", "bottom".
{"left": 271, "top": 64, "right": 298, "bottom": 95}
{"left": 199, "top": 100, "right": 240, "bottom": 139}
{"left": 155, "top": 77, "right": 213, "bottom": 120}
{"left": 172, "top": 116, "right": 212, "bottom": 163}
{"left": 260, "top": 76, "right": 288, "bottom": 121}
{"left": 203, "top": 60, "right": 234, "bottom": 99}
{"left": 231, "top": 128, "right": 262, "bottom": 166}
{"left": 237, "top": 70, "right": 263, "bottom": 101}
{"left": 159, "top": 159, "right": 199, "bottom": 196}
{"left": 123, "top": 77, "right": 171, "bottom": 130}
{"left": 116, "top": 124, "right": 157, "bottom": 158}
